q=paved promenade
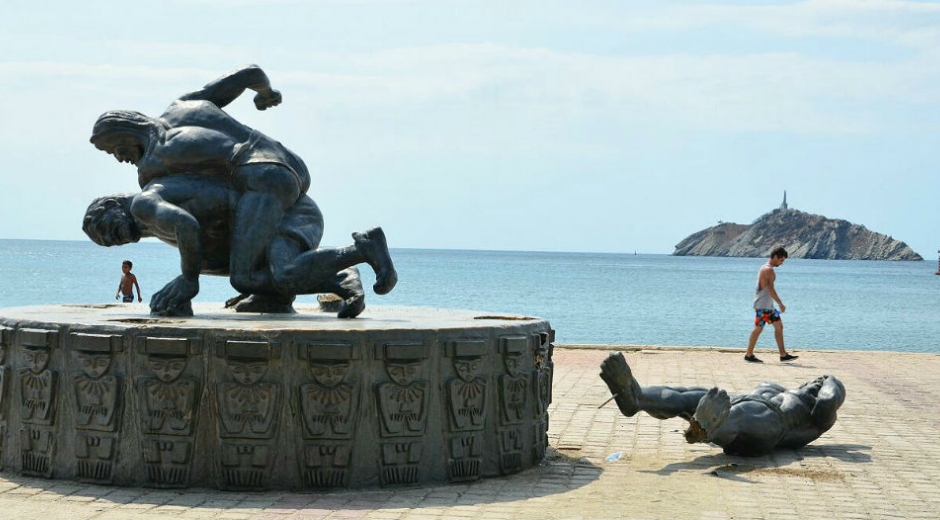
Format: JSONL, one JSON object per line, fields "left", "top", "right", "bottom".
{"left": 2, "top": 346, "right": 939, "bottom": 519}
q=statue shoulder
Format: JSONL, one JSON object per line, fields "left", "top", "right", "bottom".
{"left": 161, "top": 100, "right": 223, "bottom": 125}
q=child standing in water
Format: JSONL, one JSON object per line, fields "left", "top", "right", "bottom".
{"left": 116, "top": 260, "right": 142, "bottom": 303}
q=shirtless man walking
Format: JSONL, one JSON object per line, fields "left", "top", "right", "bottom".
{"left": 745, "top": 246, "right": 798, "bottom": 363}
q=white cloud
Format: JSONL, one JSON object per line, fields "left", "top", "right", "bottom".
{"left": 613, "top": 0, "right": 940, "bottom": 49}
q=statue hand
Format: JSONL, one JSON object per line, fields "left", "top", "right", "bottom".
{"left": 151, "top": 275, "right": 199, "bottom": 317}
{"left": 254, "top": 89, "right": 282, "bottom": 110}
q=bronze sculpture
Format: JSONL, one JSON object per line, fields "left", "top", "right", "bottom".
{"left": 84, "top": 65, "right": 396, "bottom": 317}
{"left": 600, "top": 352, "right": 845, "bottom": 456}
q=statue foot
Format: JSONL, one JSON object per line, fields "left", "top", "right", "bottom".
{"left": 334, "top": 267, "right": 366, "bottom": 319}
{"left": 599, "top": 352, "right": 642, "bottom": 417}
{"left": 353, "top": 227, "right": 398, "bottom": 295}
{"left": 150, "top": 300, "right": 193, "bottom": 317}
{"left": 225, "top": 293, "right": 250, "bottom": 308}
{"left": 690, "top": 387, "right": 731, "bottom": 442}
{"left": 338, "top": 293, "right": 365, "bottom": 319}
{"left": 233, "top": 293, "right": 297, "bottom": 314}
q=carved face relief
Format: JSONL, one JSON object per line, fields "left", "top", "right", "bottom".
{"left": 147, "top": 356, "right": 187, "bottom": 383}
{"left": 226, "top": 359, "right": 268, "bottom": 386}
{"left": 503, "top": 353, "right": 522, "bottom": 377}
{"left": 310, "top": 362, "right": 350, "bottom": 388}
{"left": 77, "top": 353, "right": 112, "bottom": 379}
{"left": 24, "top": 348, "right": 50, "bottom": 373}
{"left": 454, "top": 357, "right": 482, "bottom": 383}
{"left": 386, "top": 361, "right": 422, "bottom": 386}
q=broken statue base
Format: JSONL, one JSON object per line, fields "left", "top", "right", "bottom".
{"left": 0, "top": 304, "right": 554, "bottom": 490}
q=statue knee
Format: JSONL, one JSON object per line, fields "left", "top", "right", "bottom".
{"left": 229, "top": 272, "right": 254, "bottom": 294}
{"left": 270, "top": 267, "right": 293, "bottom": 291}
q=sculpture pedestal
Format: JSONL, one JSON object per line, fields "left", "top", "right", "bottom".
{"left": 0, "top": 304, "right": 554, "bottom": 490}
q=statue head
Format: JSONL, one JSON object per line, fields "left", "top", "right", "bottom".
{"left": 90, "top": 110, "right": 153, "bottom": 165}
{"left": 83, "top": 195, "right": 141, "bottom": 246}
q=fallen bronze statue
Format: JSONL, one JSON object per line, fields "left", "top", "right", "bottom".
{"left": 599, "top": 352, "right": 845, "bottom": 456}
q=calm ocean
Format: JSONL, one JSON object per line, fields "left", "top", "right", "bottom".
{"left": 1, "top": 239, "right": 938, "bottom": 353}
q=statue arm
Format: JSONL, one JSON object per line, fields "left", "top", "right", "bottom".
{"left": 130, "top": 192, "right": 203, "bottom": 281}
{"left": 178, "top": 64, "right": 282, "bottom": 110}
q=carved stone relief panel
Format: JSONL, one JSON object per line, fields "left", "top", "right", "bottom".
{"left": 531, "top": 331, "right": 554, "bottom": 464}
{"left": 498, "top": 335, "right": 529, "bottom": 473}
{"left": 374, "top": 342, "right": 428, "bottom": 486}
{"left": 0, "top": 326, "right": 9, "bottom": 471}
{"left": 134, "top": 336, "right": 201, "bottom": 488}
{"left": 214, "top": 340, "right": 281, "bottom": 491}
{"left": 0, "top": 327, "right": 10, "bottom": 421}
{"left": 443, "top": 339, "right": 488, "bottom": 482}
{"left": 298, "top": 341, "right": 360, "bottom": 489}
{"left": 70, "top": 332, "right": 123, "bottom": 484}
{"left": 498, "top": 336, "right": 529, "bottom": 426}
{"left": 17, "top": 328, "right": 59, "bottom": 478}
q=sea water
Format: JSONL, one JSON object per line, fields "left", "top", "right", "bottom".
{"left": 1, "top": 239, "right": 938, "bottom": 352}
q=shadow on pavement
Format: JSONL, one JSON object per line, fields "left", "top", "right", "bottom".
{"left": 0, "top": 446, "right": 602, "bottom": 511}
{"left": 639, "top": 443, "right": 872, "bottom": 484}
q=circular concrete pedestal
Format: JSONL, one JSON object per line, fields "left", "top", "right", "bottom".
{"left": 0, "top": 304, "right": 554, "bottom": 490}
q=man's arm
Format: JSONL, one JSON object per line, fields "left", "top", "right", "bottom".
{"left": 762, "top": 266, "right": 786, "bottom": 312}
{"left": 133, "top": 275, "right": 142, "bottom": 302}
{"left": 177, "top": 64, "right": 282, "bottom": 110}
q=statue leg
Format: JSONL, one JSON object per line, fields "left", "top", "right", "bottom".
{"left": 229, "top": 191, "right": 285, "bottom": 294}
{"left": 229, "top": 163, "right": 302, "bottom": 295}
{"left": 228, "top": 230, "right": 299, "bottom": 313}
{"left": 600, "top": 352, "right": 643, "bottom": 416}
{"left": 271, "top": 228, "right": 397, "bottom": 297}
{"left": 333, "top": 267, "right": 366, "bottom": 319}
{"left": 600, "top": 352, "right": 710, "bottom": 420}
{"left": 352, "top": 227, "right": 398, "bottom": 295}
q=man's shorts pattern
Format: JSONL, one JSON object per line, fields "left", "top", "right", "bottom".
{"left": 122, "top": 294, "right": 134, "bottom": 303}
{"left": 754, "top": 309, "right": 781, "bottom": 327}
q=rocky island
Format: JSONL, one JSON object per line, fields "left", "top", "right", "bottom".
{"left": 673, "top": 193, "right": 922, "bottom": 261}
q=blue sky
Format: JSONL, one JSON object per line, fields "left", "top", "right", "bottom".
{"left": 1, "top": 0, "right": 938, "bottom": 256}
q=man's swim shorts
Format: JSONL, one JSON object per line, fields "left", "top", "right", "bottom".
{"left": 754, "top": 309, "right": 781, "bottom": 327}
{"left": 122, "top": 294, "right": 134, "bottom": 303}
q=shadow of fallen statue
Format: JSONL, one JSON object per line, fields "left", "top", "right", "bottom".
{"left": 82, "top": 64, "right": 398, "bottom": 319}
{"left": 643, "top": 443, "right": 872, "bottom": 483}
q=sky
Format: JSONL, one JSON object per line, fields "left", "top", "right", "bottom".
{"left": 1, "top": 0, "right": 938, "bottom": 256}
